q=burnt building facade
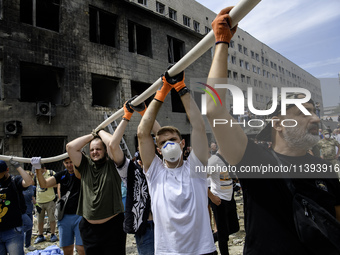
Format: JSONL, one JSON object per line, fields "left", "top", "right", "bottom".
{"left": 0, "top": 0, "right": 215, "bottom": 171}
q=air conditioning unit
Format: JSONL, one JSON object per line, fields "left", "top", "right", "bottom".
{"left": 36, "top": 102, "right": 56, "bottom": 117}
{"left": 4, "top": 120, "right": 22, "bottom": 136}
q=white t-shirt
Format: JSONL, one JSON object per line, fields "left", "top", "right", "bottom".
{"left": 208, "top": 154, "right": 233, "bottom": 201}
{"left": 145, "top": 151, "right": 216, "bottom": 255}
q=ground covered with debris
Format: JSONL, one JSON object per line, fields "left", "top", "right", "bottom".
{"left": 26, "top": 195, "right": 245, "bottom": 254}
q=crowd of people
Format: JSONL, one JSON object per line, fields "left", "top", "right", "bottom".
{"left": 0, "top": 6, "right": 339, "bottom": 255}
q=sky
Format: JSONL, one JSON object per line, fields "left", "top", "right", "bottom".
{"left": 196, "top": 0, "right": 340, "bottom": 107}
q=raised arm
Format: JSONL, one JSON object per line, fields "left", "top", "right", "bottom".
{"left": 30, "top": 157, "right": 57, "bottom": 188}
{"left": 138, "top": 77, "right": 172, "bottom": 172}
{"left": 138, "top": 100, "right": 163, "bottom": 172}
{"left": 9, "top": 159, "right": 34, "bottom": 188}
{"left": 206, "top": 7, "right": 247, "bottom": 165}
{"left": 66, "top": 134, "right": 93, "bottom": 167}
{"left": 182, "top": 92, "right": 208, "bottom": 165}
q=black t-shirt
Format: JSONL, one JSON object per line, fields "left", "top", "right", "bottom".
{"left": 54, "top": 170, "right": 81, "bottom": 215}
{"left": 237, "top": 140, "right": 340, "bottom": 255}
{"left": 0, "top": 175, "right": 26, "bottom": 230}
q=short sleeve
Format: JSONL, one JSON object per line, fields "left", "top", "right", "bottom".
{"left": 144, "top": 155, "right": 162, "bottom": 184}
{"left": 188, "top": 150, "right": 208, "bottom": 180}
{"left": 75, "top": 154, "right": 89, "bottom": 173}
{"left": 116, "top": 157, "right": 129, "bottom": 186}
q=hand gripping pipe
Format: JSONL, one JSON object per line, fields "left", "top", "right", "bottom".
{"left": 0, "top": 0, "right": 261, "bottom": 164}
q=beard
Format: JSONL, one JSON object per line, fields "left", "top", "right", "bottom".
{"left": 282, "top": 122, "right": 320, "bottom": 151}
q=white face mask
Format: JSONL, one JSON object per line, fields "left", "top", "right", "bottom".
{"left": 324, "top": 134, "right": 330, "bottom": 139}
{"left": 161, "top": 141, "right": 182, "bottom": 163}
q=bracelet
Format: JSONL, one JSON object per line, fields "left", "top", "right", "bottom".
{"left": 215, "top": 41, "right": 229, "bottom": 47}
{"left": 178, "top": 87, "right": 190, "bottom": 97}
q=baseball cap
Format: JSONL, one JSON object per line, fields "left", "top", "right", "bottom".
{"left": 256, "top": 93, "right": 314, "bottom": 142}
{"left": 0, "top": 160, "right": 8, "bottom": 173}
{"left": 322, "top": 130, "right": 330, "bottom": 135}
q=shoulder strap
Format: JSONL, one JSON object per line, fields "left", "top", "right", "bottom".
{"left": 215, "top": 152, "right": 229, "bottom": 166}
{"left": 215, "top": 153, "right": 237, "bottom": 179}
{"left": 61, "top": 173, "right": 75, "bottom": 200}
{"left": 269, "top": 149, "right": 296, "bottom": 195}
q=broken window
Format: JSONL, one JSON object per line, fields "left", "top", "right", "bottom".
{"left": 91, "top": 74, "right": 120, "bottom": 108}
{"left": 171, "top": 90, "right": 185, "bottom": 113}
{"left": 138, "top": 0, "right": 147, "bottom": 6}
{"left": 0, "top": 0, "right": 3, "bottom": 20}
{"left": 156, "top": 2, "right": 165, "bottom": 14}
{"left": 167, "top": 36, "right": 184, "bottom": 63}
{"left": 193, "top": 21, "right": 200, "bottom": 32}
{"left": 89, "top": 6, "right": 117, "bottom": 47}
{"left": 128, "top": 21, "right": 152, "bottom": 57}
{"left": 20, "top": 0, "right": 60, "bottom": 32}
{"left": 22, "top": 136, "right": 66, "bottom": 172}
{"left": 131, "top": 81, "right": 153, "bottom": 106}
{"left": 183, "top": 15, "right": 190, "bottom": 27}
{"left": 20, "top": 62, "right": 62, "bottom": 104}
{"left": 169, "top": 8, "right": 177, "bottom": 21}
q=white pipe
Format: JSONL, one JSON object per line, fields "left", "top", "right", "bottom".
{"left": 0, "top": 0, "right": 261, "bottom": 164}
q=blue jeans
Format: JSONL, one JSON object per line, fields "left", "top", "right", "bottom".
{"left": 0, "top": 226, "right": 24, "bottom": 255}
{"left": 22, "top": 213, "right": 33, "bottom": 247}
{"left": 135, "top": 221, "right": 154, "bottom": 255}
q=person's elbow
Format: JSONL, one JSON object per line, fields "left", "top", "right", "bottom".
{"left": 137, "top": 123, "right": 149, "bottom": 140}
{"left": 108, "top": 139, "right": 120, "bottom": 152}
{"left": 23, "top": 179, "right": 34, "bottom": 188}
{"left": 66, "top": 142, "right": 73, "bottom": 153}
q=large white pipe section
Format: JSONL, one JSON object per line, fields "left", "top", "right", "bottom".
{"left": 0, "top": 0, "right": 261, "bottom": 164}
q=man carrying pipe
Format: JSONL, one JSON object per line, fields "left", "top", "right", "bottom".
{"left": 206, "top": 6, "right": 340, "bottom": 255}
{"left": 137, "top": 69, "right": 217, "bottom": 254}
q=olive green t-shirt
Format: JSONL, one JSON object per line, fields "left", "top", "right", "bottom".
{"left": 76, "top": 154, "right": 126, "bottom": 220}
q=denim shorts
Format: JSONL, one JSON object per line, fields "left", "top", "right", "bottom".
{"left": 57, "top": 214, "right": 83, "bottom": 247}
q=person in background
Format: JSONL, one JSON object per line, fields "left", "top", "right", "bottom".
{"left": 33, "top": 164, "right": 58, "bottom": 244}
{"left": 31, "top": 157, "right": 85, "bottom": 255}
{"left": 0, "top": 159, "right": 33, "bottom": 255}
{"left": 22, "top": 171, "right": 36, "bottom": 252}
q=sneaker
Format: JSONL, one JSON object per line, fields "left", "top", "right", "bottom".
{"left": 34, "top": 235, "right": 46, "bottom": 244}
{"left": 26, "top": 246, "right": 36, "bottom": 251}
{"left": 50, "top": 234, "right": 58, "bottom": 242}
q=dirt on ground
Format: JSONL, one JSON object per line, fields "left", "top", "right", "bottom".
{"left": 26, "top": 195, "right": 245, "bottom": 254}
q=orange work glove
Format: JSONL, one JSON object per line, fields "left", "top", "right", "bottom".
{"left": 212, "top": 6, "right": 238, "bottom": 45}
{"left": 128, "top": 95, "right": 147, "bottom": 116}
{"left": 154, "top": 79, "right": 172, "bottom": 102}
{"left": 163, "top": 70, "right": 185, "bottom": 92}
{"left": 122, "top": 99, "right": 134, "bottom": 121}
